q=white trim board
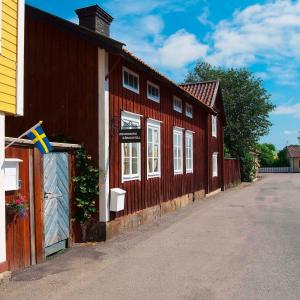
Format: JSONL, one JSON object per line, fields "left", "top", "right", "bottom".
{"left": 98, "top": 49, "right": 110, "bottom": 222}
{"left": 16, "top": 0, "right": 25, "bottom": 116}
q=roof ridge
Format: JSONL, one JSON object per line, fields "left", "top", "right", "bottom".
{"left": 180, "top": 80, "right": 219, "bottom": 86}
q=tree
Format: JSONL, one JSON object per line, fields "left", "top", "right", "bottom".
{"left": 185, "top": 62, "right": 275, "bottom": 181}
{"left": 257, "top": 143, "right": 277, "bottom": 167}
{"left": 274, "top": 147, "right": 290, "bottom": 167}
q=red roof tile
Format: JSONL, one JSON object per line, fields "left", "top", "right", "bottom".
{"left": 287, "top": 146, "right": 300, "bottom": 158}
{"left": 179, "top": 81, "right": 220, "bottom": 108}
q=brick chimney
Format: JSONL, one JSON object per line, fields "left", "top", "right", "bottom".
{"left": 75, "top": 5, "right": 113, "bottom": 37}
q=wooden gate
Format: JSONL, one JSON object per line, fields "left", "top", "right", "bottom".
{"left": 43, "top": 152, "right": 70, "bottom": 256}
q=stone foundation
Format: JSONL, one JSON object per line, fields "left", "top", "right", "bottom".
{"left": 106, "top": 189, "right": 206, "bottom": 240}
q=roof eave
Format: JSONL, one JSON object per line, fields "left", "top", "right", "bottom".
{"left": 120, "top": 51, "right": 214, "bottom": 113}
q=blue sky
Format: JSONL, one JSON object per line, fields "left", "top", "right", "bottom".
{"left": 26, "top": 0, "right": 300, "bottom": 150}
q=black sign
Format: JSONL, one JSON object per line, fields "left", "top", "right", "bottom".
{"left": 119, "top": 129, "right": 141, "bottom": 143}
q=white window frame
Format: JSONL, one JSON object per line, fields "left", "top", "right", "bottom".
{"left": 212, "top": 115, "right": 217, "bottom": 137}
{"left": 121, "top": 111, "right": 141, "bottom": 182}
{"left": 147, "top": 119, "right": 161, "bottom": 179}
{"left": 122, "top": 66, "right": 139, "bottom": 94}
{"left": 185, "top": 131, "right": 194, "bottom": 173}
{"left": 185, "top": 103, "right": 193, "bottom": 118}
{"left": 173, "top": 127, "right": 183, "bottom": 175}
{"left": 212, "top": 152, "right": 218, "bottom": 177}
{"left": 147, "top": 81, "right": 160, "bottom": 103}
{"left": 173, "top": 96, "right": 182, "bottom": 113}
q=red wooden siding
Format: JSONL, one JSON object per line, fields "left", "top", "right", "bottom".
{"left": 5, "top": 146, "right": 31, "bottom": 272}
{"left": 224, "top": 159, "right": 241, "bottom": 188}
{"left": 208, "top": 90, "right": 225, "bottom": 193}
{"left": 6, "top": 15, "right": 99, "bottom": 164}
{"left": 109, "top": 55, "right": 208, "bottom": 218}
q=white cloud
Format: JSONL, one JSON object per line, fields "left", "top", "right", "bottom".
{"left": 206, "top": 0, "right": 300, "bottom": 80}
{"left": 105, "top": 0, "right": 199, "bottom": 16}
{"left": 158, "top": 30, "right": 208, "bottom": 69}
{"left": 273, "top": 102, "right": 300, "bottom": 118}
{"left": 284, "top": 130, "right": 298, "bottom": 135}
{"left": 198, "top": 7, "right": 213, "bottom": 27}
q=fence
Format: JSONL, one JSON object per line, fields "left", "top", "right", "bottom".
{"left": 259, "top": 167, "right": 292, "bottom": 173}
{"left": 5, "top": 138, "right": 80, "bottom": 272}
{"left": 224, "top": 158, "right": 241, "bottom": 189}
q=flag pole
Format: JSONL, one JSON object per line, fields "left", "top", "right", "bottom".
{"left": 5, "top": 121, "right": 43, "bottom": 149}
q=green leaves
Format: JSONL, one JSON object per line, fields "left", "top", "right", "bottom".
{"left": 185, "top": 62, "right": 275, "bottom": 181}
{"left": 73, "top": 148, "right": 99, "bottom": 223}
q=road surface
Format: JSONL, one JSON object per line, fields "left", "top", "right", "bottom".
{"left": 1, "top": 174, "right": 300, "bottom": 300}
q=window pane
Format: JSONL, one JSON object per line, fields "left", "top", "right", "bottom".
{"left": 133, "top": 77, "right": 138, "bottom": 89}
{"left": 154, "top": 145, "right": 159, "bottom": 158}
{"left": 124, "top": 71, "right": 129, "bottom": 85}
{"left": 129, "top": 74, "right": 133, "bottom": 87}
{"left": 178, "top": 158, "right": 182, "bottom": 170}
{"left": 148, "top": 128, "right": 153, "bottom": 142}
{"left": 123, "top": 143, "right": 130, "bottom": 157}
{"left": 148, "top": 143, "right": 153, "bottom": 157}
{"left": 154, "top": 129, "right": 158, "bottom": 143}
{"left": 154, "top": 159, "right": 159, "bottom": 172}
{"left": 132, "top": 158, "right": 138, "bottom": 174}
{"left": 148, "top": 158, "right": 153, "bottom": 173}
{"left": 124, "top": 158, "right": 130, "bottom": 175}
{"left": 132, "top": 143, "right": 138, "bottom": 157}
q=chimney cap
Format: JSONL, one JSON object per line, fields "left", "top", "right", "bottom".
{"left": 75, "top": 4, "right": 113, "bottom": 24}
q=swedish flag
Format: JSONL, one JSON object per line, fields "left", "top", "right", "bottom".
{"left": 27, "top": 124, "right": 53, "bottom": 154}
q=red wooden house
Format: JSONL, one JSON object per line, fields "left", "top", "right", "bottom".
{"left": 6, "top": 4, "right": 226, "bottom": 241}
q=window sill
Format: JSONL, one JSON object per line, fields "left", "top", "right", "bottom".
{"left": 123, "top": 84, "right": 139, "bottom": 94}
{"left": 147, "top": 174, "right": 161, "bottom": 179}
{"left": 147, "top": 96, "right": 160, "bottom": 103}
{"left": 122, "top": 176, "right": 141, "bottom": 183}
{"left": 174, "top": 171, "right": 183, "bottom": 176}
{"left": 186, "top": 170, "right": 193, "bottom": 174}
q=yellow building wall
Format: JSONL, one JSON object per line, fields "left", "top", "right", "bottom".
{"left": 293, "top": 158, "right": 300, "bottom": 173}
{"left": 0, "top": 0, "right": 18, "bottom": 114}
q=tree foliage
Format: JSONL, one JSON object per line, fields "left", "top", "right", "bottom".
{"left": 257, "top": 143, "right": 277, "bottom": 167}
{"left": 274, "top": 147, "right": 290, "bottom": 167}
{"left": 185, "top": 62, "right": 275, "bottom": 181}
{"left": 73, "top": 148, "right": 99, "bottom": 224}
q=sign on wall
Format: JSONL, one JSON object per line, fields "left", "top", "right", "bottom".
{"left": 119, "top": 129, "right": 141, "bottom": 143}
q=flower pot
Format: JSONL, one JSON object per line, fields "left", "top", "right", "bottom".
{"left": 5, "top": 205, "right": 17, "bottom": 216}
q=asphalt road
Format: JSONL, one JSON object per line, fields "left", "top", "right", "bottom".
{"left": 1, "top": 174, "right": 300, "bottom": 300}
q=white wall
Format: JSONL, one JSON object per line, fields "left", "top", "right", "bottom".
{"left": 0, "top": 113, "right": 6, "bottom": 263}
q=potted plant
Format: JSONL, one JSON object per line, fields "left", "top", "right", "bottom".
{"left": 6, "top": 194, "right": 28, "bottom": 218}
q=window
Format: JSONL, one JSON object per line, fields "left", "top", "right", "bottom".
{"left": 173, "top": 96, "right": 182, "bottom": 113}
{"left": 212, "top": 153, "right": 218, "bottom": 177}
{"left": 173, "top": 127, "right": 183, "bottom": 174}
{"left": 147, "top": 81, "right": 160, "bottom": 103}
{"left": 121, "top": 111, "right": 141, "bottom": 182}
{"left": 185, "top": 103, "right": 193, "bottom": 118}
{"left": 212, "top": 115, "right": 217, "bottom": 137}
{"left": 147, "top": 119, "right": 161, "bottom": 178}
{"left": 123, "top": 67, "right": 139, "bottom": 93}
{"left": 185, "top": 131, "right": 193, "bottom": 173}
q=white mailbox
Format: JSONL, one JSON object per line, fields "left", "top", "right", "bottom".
{"left": 110, "top": 188, "right": 126, "bottom": 212}
{"left": 4, "top": 159, "right": 23, "bottom": 191}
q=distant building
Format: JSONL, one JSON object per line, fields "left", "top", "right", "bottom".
{"left": 287, "top": 146, "right": 300, "bottom": 173}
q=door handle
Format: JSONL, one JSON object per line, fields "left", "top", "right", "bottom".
{"left": 44, "top": 192, "right": 62, "bottom": 199}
